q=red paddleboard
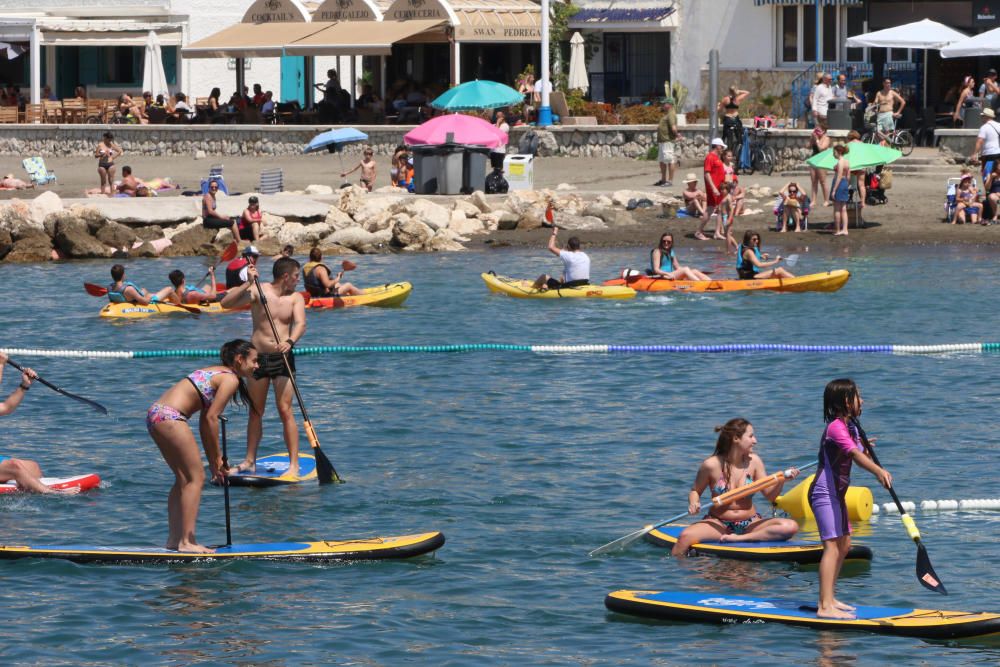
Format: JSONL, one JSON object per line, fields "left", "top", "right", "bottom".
{"left": 0, "top": 474, "right": 101, "bottom": 494}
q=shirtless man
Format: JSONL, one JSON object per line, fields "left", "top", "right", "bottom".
{"left": 872, "top": 78, "right": 905, "bottom": 141}
{"left": 117, "top": 165, "right": 140, "bottom": 197}
{"left": 221, "top": 257, "right": 306, "bottom": 477}
{"left": 342, "top": 147, "right": 377, "bottom": 191}
{"left": 0, "top": 353, "right": 77, "bottom": 494}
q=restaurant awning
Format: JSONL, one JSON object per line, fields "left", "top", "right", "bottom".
{"left": 181, "top": 22, "right": 333, "bottom": 59}
{"left": 453, "top": 7, "right": 541, "bottom": 43}
{"left": 283, "top": 18, "right": 445, "bottom": 56}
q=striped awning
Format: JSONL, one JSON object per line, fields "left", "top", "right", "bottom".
{"left": 754, "top": 0, "right": 862, "bottom": 5}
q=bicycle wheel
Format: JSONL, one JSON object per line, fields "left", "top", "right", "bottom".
{"left": 861, "top": 131, "right": 876, "bottom": 145}
{"left": 760, "top": 146, "right": 776, "bottom": 176}
{"left": 894, "top": 130, "right": 914, "bottom": 157}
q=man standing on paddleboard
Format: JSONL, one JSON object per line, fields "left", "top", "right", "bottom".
{"left": 0, "top": 353, "right": 76, "bottom": 494}
{"left": 221, "top": 258, "right": 306, "bottom": 478}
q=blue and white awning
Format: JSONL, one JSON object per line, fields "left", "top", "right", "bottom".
{"left": 753, "top": 0, "right": 862, "bottom": 6}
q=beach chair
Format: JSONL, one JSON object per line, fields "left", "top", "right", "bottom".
{"left": 773, "top": 195, "right": 810, "bottom": 231}
{"left": 0, "top": 107, "right": 17, "bottom": 123}
{"left": 22, "top": 157, "right": 56, "bottom": 185}
{"left": 199, "top": 164, "right": 228, "bottom": 195}
{"left": 945, "top": 176, "right": 978, "bottom": 221}
{"left": 258, "top": 168, "right": 284, "bottom": 195}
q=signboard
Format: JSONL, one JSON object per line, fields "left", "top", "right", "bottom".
{"left": 314, "top": 0, "right": 379, "bottom": 22}
{"left": 974, "top": 1, "right": 1000, "bottom": 26}
{"left": 385, "top": 0, "right": 450, "bottom": 22}
{"left": 455, "top": 24, "right": 541, "bottom": 42}
{"left": 242, "top": 0, "right": 309, "bottom": 23}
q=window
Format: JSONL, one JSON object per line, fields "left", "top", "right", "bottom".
{"left": 845, "top": 7, "right": 865, "bottom": 62}
{"left": 781, "top": 7, "right": 797, "bottom": 63}
{"left": 778, "top": 5, "right": 856, "bottom": 65}
{"left": 802, "top": 5, "right": 816, "bottom": 62}
{"left": 99, "top": 46, "right": 139, "bottom": 85}
{"left": 823, "top": 6, "right": 837, "bottom": 62}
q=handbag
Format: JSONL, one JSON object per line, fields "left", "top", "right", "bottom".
{"left": 879, "top": 167, "right": 893, "bottom": 190}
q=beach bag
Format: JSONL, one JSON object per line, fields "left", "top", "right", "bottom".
{"left": 879, "top": 167, "right": 893, "bottom": 190}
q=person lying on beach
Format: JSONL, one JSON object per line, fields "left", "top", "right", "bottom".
{"left": 302, "top": 247, "right": 361, "bottom": 297}
{"left": 342, "top": 147, "right": 376, "bottom": 192}
{"left": 650, "top": 233, "right": 711, "bottom": 281}
{"left": 116, "top": 165, "right": 141, "bottom": 197}
{"left": 0, "top": 174, "right": 32, "bottom": 190}
{"left": 671, "top": 418, "right": 800, "bottom": 557}
{"left": 164, "top": 268, "right": 218, "bottom": 305}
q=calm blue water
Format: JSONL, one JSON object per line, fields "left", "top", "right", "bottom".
{"left": 2, "top": 245, "right": 1000, "bottom": 665}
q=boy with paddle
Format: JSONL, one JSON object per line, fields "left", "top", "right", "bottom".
{"left": 221, "top": 258, "right": 306, "bottom": 478}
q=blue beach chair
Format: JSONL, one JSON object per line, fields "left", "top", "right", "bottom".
{"left": 22, "top": 156, "right": 56, "bottom": 186}
{"left": 199, "top": 163, "right": 228, "bottom": 195}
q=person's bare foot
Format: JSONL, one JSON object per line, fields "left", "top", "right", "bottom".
{"left": 717, "top": 533, "right": 740, "bottom": 543}
{"left": 228, "top": 460, "right": 256, "bottom": 474}
{"left": 694, "top": 232, "right": 709, "bottom": 241}
{"left": 816, "top": 606, "right": 856, "bottom": 620}
{"left": 286, "top": 464, "right": 300, "bottom": 479}
{"left": 834, "top": 599, "right": 856, "bottom": 612}
{"left": 175, "top": 541, "right": 215, "bottom": 554}
{"left": 50, "top": 487, "right": 82, "bottom": 495}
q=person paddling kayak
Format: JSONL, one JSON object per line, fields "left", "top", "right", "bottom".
{"left": 0, "top": 353, "right": 76, "bottom": 494}
{"left": 672, "top": 418, "right": 800, "bottom": 557}
{"left": 532, "top": 226, "right": 590, "bottom": 290}
{"left": 164, "top": 268, "right": 219, "bottom": 305}
{"left": 737, "top": 231, "right": 794, "bottom": 280}
{"left": 107, "top": 264, "right": 171, "bottom": 305}
{"left": 650, "top": 233, "right": 711, "bottom": 281}
{"left": 302, "top": 247, "right": 361, "bottom": 297}
{"left": 147, "top": 340, "right": 258, "bottom": 553}
{"left": 225, "top": 246, "right": 259, "bottom": 289}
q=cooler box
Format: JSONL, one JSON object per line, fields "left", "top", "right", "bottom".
{"left": 503, "top": 154, "right": 534, "bottom": 191}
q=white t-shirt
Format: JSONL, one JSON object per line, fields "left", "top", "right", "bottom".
{"left": 533, "top": 79, "right": 553, "bottom": 95}
{"left": 813, "top": 83, "right": 833, "bottom": 116}
{"left": 978, "top": 120, "right": 1000, "bottom": 156}
{"left": 560, "top": 250, "right": 590, "bottom": 282}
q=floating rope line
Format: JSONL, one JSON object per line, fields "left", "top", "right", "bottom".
{"left": 0, "top": 343, "right": 998, "bottom": 359}
{"left": 873, "top": 499, "right": 1000, "bottom": 514}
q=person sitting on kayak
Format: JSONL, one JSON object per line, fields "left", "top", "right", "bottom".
{"left": 531, "top": 226, "right": 590, "bottom": 290}
{"left": 650, "top": 233, "right": 711, "bottom": 281}
{"left": 147, "top": 339, "right": 259, "bottom": 553}
{"left": 302, "top": 247, "right": 361, "bottom": 297}
{"left": 165, "top": 268, "right": 219, "bottom": 305}
{"left": 737, "top": 231, "right": 795, "bottom": 280}
{"left": 0, "top": 353, "right": 76, "bottom": 494}
{"left": 107, "top": 264, "right": 171, "bottom": 304}
{"left": 225, "top": 246, "right": 259, "bottom": 289}
{"left": 672, "top": 418, "right": 800, "bottom": 557}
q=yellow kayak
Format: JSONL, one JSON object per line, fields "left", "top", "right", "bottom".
{"left": 305, "top": 282, "right": 412, "bottom": 310}
{"left": 602, "top": 270, "right": 850, "bottom": 293}
{"left": 482, "top": 272, "right": 636, "bottom": 299}
{"left": 99, "top": 301, "right": 247, "bottom": 319}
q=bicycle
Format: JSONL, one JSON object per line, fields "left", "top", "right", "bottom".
{"left": 861, "top": 121, "right": 913, "bottom": 156}
{"left": 744, "top": 127, "right": 776, "bottom": 176}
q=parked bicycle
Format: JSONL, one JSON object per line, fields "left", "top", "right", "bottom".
{"left": 861, "top": 123, "right": 913, "bottom": 156}
{"left": 743, "top": 127, "right": 776, "bottom": 176}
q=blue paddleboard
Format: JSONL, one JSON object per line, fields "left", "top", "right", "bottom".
{"left": 226, "top": 453, "right": 317, "bottom": 486}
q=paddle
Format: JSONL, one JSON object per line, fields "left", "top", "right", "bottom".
{"left": 252, "top": 276, "right": 341, "bottom": 484}
{"left": 195, "top": 241, "right": 239, "bottom": 289}
{"left": 83, "top": 283, "right": 202, "bottom": 316}
{"left": 4, "top": 358, "right": 108, "bottom": 415}
{"left": 783, "top": 253, "right": 800, "bottom": 268}
{"left": 589, "top": 459, "right": 818, "bottom": 557}
{"left": 851, "top": 417, "right": 947, "bottom": 595}
{"left": 219, "top": 414, "right": 232, "bottom": 547}
{"left": 341, "top": 259, "right": 357, "bottom": 272}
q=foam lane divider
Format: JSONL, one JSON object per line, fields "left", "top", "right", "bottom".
{"left": 0, "top": 343, "right": 996, "bottom": 359}
{"left": 873, "top": 499, "right": 1000, "bottom": 514}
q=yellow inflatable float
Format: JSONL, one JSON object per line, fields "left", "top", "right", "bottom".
{"left": 774, "top": 474, "right": 873, "bottom": 522}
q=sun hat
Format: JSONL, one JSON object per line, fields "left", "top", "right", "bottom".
{"left": 710, "top": 137, "right": 726, "bottom": 148}
{"left": 984, "top": 108, "right": 996, "bottom": 119}
{"left": 684, "top": 173, "right": 698, "bottom": 183}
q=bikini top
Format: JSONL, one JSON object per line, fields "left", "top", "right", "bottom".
{"left": 712, "top": 472, "right": 754, "bottom": 497}
{"left": 186, "top": 369, "right": 235, "bottom": 408}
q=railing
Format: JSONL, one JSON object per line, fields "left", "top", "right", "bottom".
{"left": 791, "top": 62, "right": 874, "bottom": 122}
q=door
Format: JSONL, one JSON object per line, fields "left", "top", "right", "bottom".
{"left": 603, "top": 34, "right": 626, "bottom": 104}
{"left": 280, "top": 54, "right": 305, "bottom": 105}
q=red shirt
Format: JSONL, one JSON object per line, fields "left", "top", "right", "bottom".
{"left": 704, "top": 151, "right": 726, "bottom": 191}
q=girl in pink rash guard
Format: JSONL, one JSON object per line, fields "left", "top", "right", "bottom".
{"left": 808, "top": 379, "right": 892, "bottom": 620}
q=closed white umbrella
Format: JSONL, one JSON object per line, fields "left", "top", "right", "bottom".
{"left": 142, "top": 31, "right": 169, "bottom": 98}
{"left": 941, "top": 26, "right": 1000, "bottom": 58}
{"left": 568, "top": 32, "right": 589, "bottom": 94}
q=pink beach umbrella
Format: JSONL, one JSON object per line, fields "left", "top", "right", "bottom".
{"left": 404, "top": 114, "right": 508, "bottom": 148}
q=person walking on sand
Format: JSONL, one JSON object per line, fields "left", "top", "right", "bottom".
{"left": 0, "top": 353, "right": 77, "bottom": 495}
{"left": 94, "top": 132, "right": 123, "bottom": 196}
{"left": 147, "top": 340, "right": 258, "bottom": 553}
{"left": 654, "top": 98, "right": 680, "bottom": 187}
{"left": 342, "top": 147, "right": 377, "bottom": 191}
{"left": 809, "top": 126, "right": 831, "bottom": 207}
{"left": 221, "top": 258, "right": 306, "bottom": 478}
{"left": 697, "top": 138, "right": 728, "bottom": 241}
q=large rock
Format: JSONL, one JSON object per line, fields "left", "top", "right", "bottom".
{"left": 5, "top": 233, "right": 52, "bottom": 263}
{"left": 611, "top": 189, "right": 667, "bottom": 207}
{"left": 392, "top": 198, "right": 450, "bottom": 231}
{"left": 30, "top": 190, "right": 63, "bottom": 227}
{"left": 260, "top": 212, "right": 286, "bottom": 238}
{"left": 0, "top": 200, "right": 40, "bottom": 239}
{"left": 391, "top": 219, "right": 433, "bottom": 249}
{"left": 313, "top": 242, "right": 356, "bottom": 256}
{"left": 448, "top": 212, "right": 485, "bottom": 236}
{"left": 52, "top": 212, "right": 112, "bottom": 258}
{"left": 469, "top": 191, "right": 491, "bottom": 213}
{"left": 305, "top": 184, "right": 334, "bottom": 196}
{"left": 452, "top": 200, "right": 482, "bottom": 217}
{"left": 326, "top": 226, "right": 378, "bottom": 252}
{"left": 133, "top": 225, "right": 166, "bottom": 242}
{"left": 160, "top": 225, "right": 216, "bottom": 257}
{"left": 378, "top": 212, "right": 407, "bottom": 234}
{"left": 133, "top": 241, "right": 161, "bottom": 258}
{"left": 495, "top": 210, "right": 521, "bottom": 231}
{"left": 516, "top": 208, "right": 546, "bottom": 231}
{"left": 425, "top": 230, "right": 466, "bottom": 252}
{"left": 71, "top": 205, "right": 108, "bottom": 236}
{"left": 583, "top": 203, "right": 636, "bottom": 227}
{"left": 95, "top": 220, "right": 139, "bottom": 249}
{"left": 504, "top": 190, "right": 545, "bottom": 215}
{"left": 276, "top": 222, "right": 329, "bottom": 247}
{"left": 0, "top": 228, "right": 11, "bottom": 260}
{"left": 324, "top": 206, "right": 354, "bottom": 231}
{"left": 552, "top": 214, "right": 608, "bottom": 231}
{"left": 85, "top": 198, "right": 200, "bottom": 225}
{"left": 337, "top": 184, "right": 370, "bottom": 217}
{"left": 353, "top": 196, "right": 404, "bottom": 226}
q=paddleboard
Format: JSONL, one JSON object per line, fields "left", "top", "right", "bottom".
{"left": 0, "top": 473, "right": 101, "bottom": 495}
{"left": 605, "top": 590, "right": 1000, "bottom": 639}
{"left": 225, "top": 453, "right": 317, "bottom": 487}
{"left": 0, "top": 531, "right": 445, "bottom": 564}
{"left": 645, "top": 524, "right": 872, "bottom": 564}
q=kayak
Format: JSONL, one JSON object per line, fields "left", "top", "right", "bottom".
{"left": 226, "top": 453, "right": 317, "bottom": 487}
{"left": 645, "top": 524, "right": 872, "bottom": 564}
{"left": 482, "top": 273, "right": 636, "bottom": 299}
{"left": 0, "top": 531, "right": 445, "bottom": 564}
{"left": 99, "top": 301, "right": 247, "bottom": 319}
{"left": 305, "top": 282, "right": 412, "bottom": 310}
{"left": 605, "top": 590, "right": 1000, "bottom": 639}
{"left": 602, "top": 270, "right": 850, "bottom": 293}
{"left": 0, "top": 473, "right": 101, "bottom": 495}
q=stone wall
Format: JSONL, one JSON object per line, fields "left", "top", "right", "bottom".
{"left": 936, "top": 129, "right": 978, "bottom": 161}
{"left": 0, "top": 123, "right": 827, "bottom": 172}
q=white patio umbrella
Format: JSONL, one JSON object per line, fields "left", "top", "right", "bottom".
{"left": 846, "top": 19, "right": 968, "bottom": 108}
{"left": 141, "top": 31, "right": 169, "bottom": 98}
{"left": 568, "top": 32, "right": 589, "bottom": 94}
{"left": 941, "top": 26, "right": 1000, "bottom": 58}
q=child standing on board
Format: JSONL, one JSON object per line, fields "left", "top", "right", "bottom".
{"left": 342, "top": 146, "right": 377, "bottom": 192}
{"left": 809, "top": 379, "right": 892, "bottom": 619}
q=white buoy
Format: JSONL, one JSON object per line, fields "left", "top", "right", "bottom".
{"left": 921, "top": 500, "right": 938, "bottom": 510}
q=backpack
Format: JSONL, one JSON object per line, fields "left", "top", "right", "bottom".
{"left": 485, "top": 169, "right": 509, "bottom": 194}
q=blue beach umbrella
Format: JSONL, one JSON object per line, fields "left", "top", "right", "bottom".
{"left": 304, "top": 127, "right": 369, "bottom": 154}
{"left": 430, "top": 80, "right": 523, "bottom": 112}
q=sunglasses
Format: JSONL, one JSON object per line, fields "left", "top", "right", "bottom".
{"left": 661, "top": 239, "right": 672, "bottom": 244}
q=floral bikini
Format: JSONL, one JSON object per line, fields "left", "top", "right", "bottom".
{"left": 146, "top": 369, "right": 234, "bottom": 432}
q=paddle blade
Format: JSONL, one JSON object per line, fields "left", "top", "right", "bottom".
{"left": 303, "top": 419, "right": 341, "bottom": 484}
{"left": 916, "top": 542, "right": 948, "bottom": 595}
{"left": 784, "top": 254, "right": 799, "bottom": 268}
{"left": 341, "top": 260, "right": 357, "bottom": 272}
{"left": 84, "top": 282, "right": 108, "bottom": 297}
{"left": 589, "top": 525, "right": 654, "bottom": 557}
{"left": 220, "top": 241, "right": 239, "bottom": 263}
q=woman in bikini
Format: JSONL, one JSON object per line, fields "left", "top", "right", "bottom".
{"left": 671, "top": 418, "right": 800, "bottom": 557}
{"left": 94, "top": 132, "right": 123, "bottom": 196}
{"left": 146, "top": 339, "right": 258, "bottom": 553}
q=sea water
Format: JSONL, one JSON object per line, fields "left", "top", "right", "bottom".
{"left": 1, "top": 245, "right": 999, "bottom": 665}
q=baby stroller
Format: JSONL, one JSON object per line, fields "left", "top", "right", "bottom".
{"left": 773, "top": 194, "right": 811, "bottom": 231}
{"left": 865, "top": 166, "right": 888, "bottom": 206}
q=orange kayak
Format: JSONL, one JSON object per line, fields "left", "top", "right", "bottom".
{"left": 603, "top": 270, "right": 850, "bottom": 293}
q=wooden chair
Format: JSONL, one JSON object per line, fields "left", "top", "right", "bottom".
{"left": 62, "top": 97, "right": 87, "bottom": 124}
{"left": 86, "top": 99, "right": 106, "bottom": 122}
{"left": 42, "top": 99, "right": 63, "bottom": 123}
{"left": 0, "top": 107, "right": 18, "bottom": 123}
{"left": 24, "top": 103, "right": 43, "bottom": 124}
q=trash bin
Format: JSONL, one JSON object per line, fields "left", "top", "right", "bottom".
{"left": 410, "top": 144, "right": 441, "bottom": 195}
{"left": 462, "top": 149, "right": 489, "bottom": 194}
{"left": 827, "top": 100, "right": 851, "bottom": 131}
{"left": 965, "top": 107, "right": 982, "bottom": 129}
{"left": 437, "top": 147, "right": 465, "bottom": 195}
{"left": 503, "top": 154, "right": 534, "bottom": 191}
